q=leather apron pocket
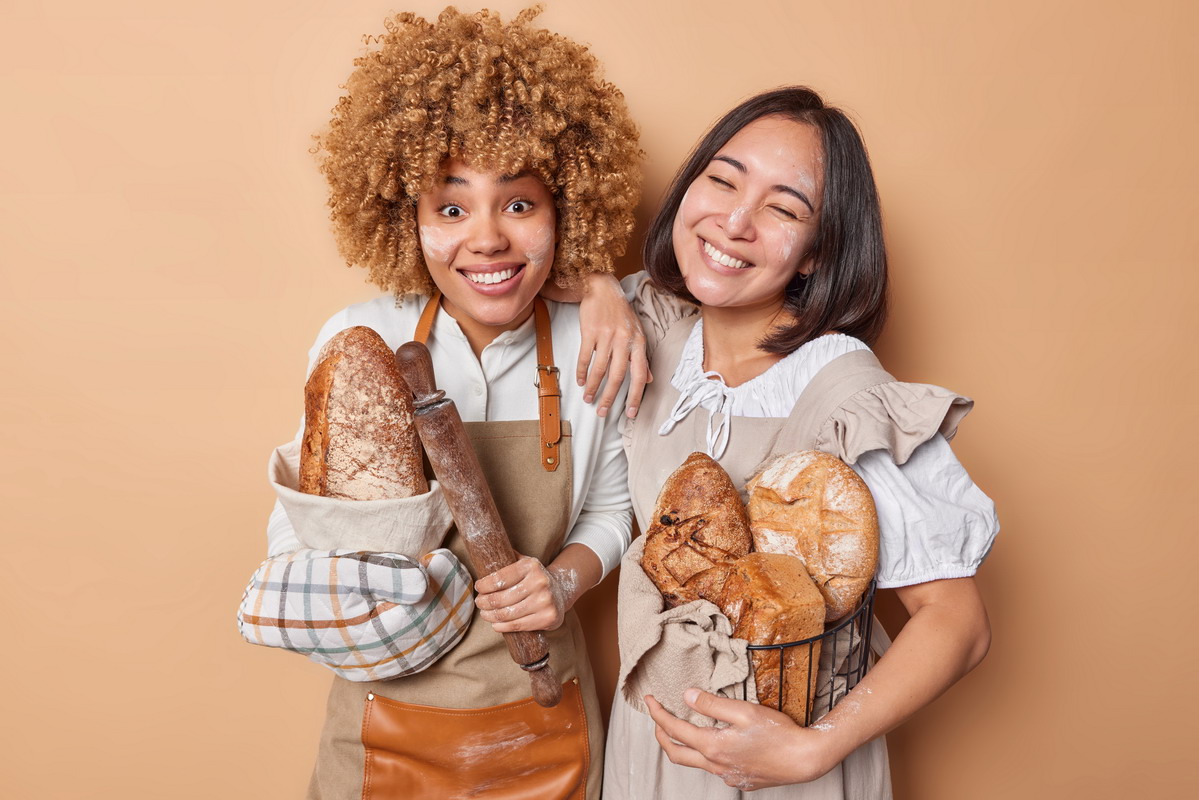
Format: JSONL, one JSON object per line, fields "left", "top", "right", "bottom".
{"left": 361, "top": 678, "right": 589, "bottom": 800}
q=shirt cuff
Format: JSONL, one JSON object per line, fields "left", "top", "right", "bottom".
{"left": 563, "top": 509, "right": 633, "bottom": 579}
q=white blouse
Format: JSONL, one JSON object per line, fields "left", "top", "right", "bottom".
{"left": 626, "top": 273, "right": 998, "bottom": 589}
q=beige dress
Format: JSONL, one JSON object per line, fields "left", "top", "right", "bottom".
{"left": 604, "top": 314, "right": 973, "bottom": 800}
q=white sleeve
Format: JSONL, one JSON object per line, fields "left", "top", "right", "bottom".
{"left": 266, "top": 498, "right": 301, "bottom": 557}
{"left": 263, "top": 308, "right": 353, "bottom": 557}
{"left": 561, "top": 375, "right": 634, "bottom": 579}
{"left": 851, "top": 434, "right": 999, "bottom": 589}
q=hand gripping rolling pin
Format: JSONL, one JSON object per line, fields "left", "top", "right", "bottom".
{"left": 395, "top": 341, "right": 563, "bottom": 708}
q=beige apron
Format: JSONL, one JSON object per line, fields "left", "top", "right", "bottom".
{"left": 308, "top": 298, "right": 605, "bottom": 800}
{"left": 605, "top": 316, "right": 921, "bottom": 800}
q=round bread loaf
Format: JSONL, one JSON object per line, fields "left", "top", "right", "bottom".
{"left": 640, "top": 452, "right": 752, "bottom": 606}
{"left": 299, "top": 326, "right": 427, "bottom": 500}
{"left": 746, "top": 450, "right": 878, "bottom": 621}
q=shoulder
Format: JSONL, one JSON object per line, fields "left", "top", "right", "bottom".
{"left": 307, "top": 294, "right": 428, "bottom": 369}
{"left": 772, "top": 334, "right": 873, "bottom": 393}
{"left": 332, "top": 294, "right": 426, "bottom": 342}
{"left": 620, "top": 271, "right": 699, "bottom": 353}
{"left": 805, "top": 349, "right": 975, "bottom": 466}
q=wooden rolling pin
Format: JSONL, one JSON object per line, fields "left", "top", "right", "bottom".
{"left": 395, "top": 341, "right": 562, "bottom": 708}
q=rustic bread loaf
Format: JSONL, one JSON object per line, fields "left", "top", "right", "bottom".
{"left": 640, "top": 452, "right": 752, "bottom": 606}
{"left": 299, "top": 326, "right": 427, "bottom": 500}
{"left": 747, "top": 450, "right": 878, "bottom": 621}
{"left": 687, "top": 553, "right": 825, "bottom": 725}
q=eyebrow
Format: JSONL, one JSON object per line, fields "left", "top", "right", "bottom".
{"left": 711, "top": 155, "right": 815, "bottom": 213}
{"left": 443, "top": 171, "right": 531, "bottom": 186}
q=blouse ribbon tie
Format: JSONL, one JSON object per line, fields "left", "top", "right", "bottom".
{"left": 658, "top": 371, "right": 735, "bottom": 459}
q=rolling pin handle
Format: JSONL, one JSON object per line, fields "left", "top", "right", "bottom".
{"left": 395, "top": 342, "right": 440, "bottom": 406}
{"left": 527, "top": 663, "right": 563, "bottom": 708}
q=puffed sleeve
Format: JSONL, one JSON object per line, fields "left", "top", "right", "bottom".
{"left": 814, "top": 380, "right": 974, "bottom": 466}
{"left": 620, "top": 271, "right": 698, "bottom": 358}
{"left": 851, "top": 436, "right": 999, "bottom": 588}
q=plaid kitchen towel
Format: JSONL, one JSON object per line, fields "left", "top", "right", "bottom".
{"left": 237, "top": 547, "right": 473, "bottom": 681}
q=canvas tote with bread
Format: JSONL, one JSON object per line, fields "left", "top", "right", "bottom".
{"left": 241, "top": 323, "right": 570, "bottom": 701}
{"left": 238, "top": 326, "right": 472, "bottom": 680}
{"left": 631, "top": 449, "right": 879, "bottom": 726}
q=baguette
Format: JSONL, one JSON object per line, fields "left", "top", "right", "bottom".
{"left": 299, "top": 326, "right": 427, "bottom": 500}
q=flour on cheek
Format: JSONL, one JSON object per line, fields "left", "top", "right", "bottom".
{"left": 778, "top": 227, "right": 800, "bottom": 272}
{"left": 419, "top": 224, "right": 460, "bottom": 265}
{"left": 523, "top": 224, "right": 556, "bottom": 279}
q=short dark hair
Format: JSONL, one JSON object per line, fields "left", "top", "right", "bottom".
{"left": 644, "top": 86, "right": 888, "bottom": 352}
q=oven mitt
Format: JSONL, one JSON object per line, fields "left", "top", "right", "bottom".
{"left": 237, "top": 547, "right": 474, "bottom": 681}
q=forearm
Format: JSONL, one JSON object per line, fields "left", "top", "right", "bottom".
{"left": 546, "top": 542, "right": 605, "bottom": 612}
{"left": 539, "top": 271, "right": 614, "bottom": 303}
{"left": 646, "top": 576, "right": 992, "bottom": 788}
{"left": 799, "top": 579, "right": 991, "bottom": 765}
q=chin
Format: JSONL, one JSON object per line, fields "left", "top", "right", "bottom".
{"left": 464, "top": 296, "right": 533, "bottom": 326}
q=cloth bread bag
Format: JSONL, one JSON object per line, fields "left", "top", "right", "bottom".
{"left": 270, "top": 439, "right": 454, "bottom": 555}
{"left": 244, "top": 440, "right": 472, "bottom": 681}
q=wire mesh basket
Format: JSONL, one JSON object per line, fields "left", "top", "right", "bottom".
{"left": 741, "top": 580, "right": 876, "bottom": 726}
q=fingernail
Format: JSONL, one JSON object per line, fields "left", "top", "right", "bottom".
{"left": 684, "top": 688, "right": 700, "bottom": 705}
{"left": 627, "top": 407, "right": 638, "bottom": 419}
{"left": 584, "top": 393, "right": 594, "bottom": 403}
{"left": 578, "top": 378, "right": 585, "bottom": 387}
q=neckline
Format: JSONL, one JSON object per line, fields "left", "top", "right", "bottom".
{"left": 678, "top": 317, "right": 860, "bottom": 396}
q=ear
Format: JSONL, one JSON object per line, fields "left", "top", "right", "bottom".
{"left": 796, "top": 252, "right": 817, "bottom": 278}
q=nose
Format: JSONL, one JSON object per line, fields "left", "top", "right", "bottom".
{"left": 465, "top": 211, "right": 508, "bottom": 255}
{"left": 719, "top": 204, "right": 756, "bottom": 241}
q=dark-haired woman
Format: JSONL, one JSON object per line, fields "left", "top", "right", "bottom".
{"left": 581, "top": 88, "right": 999, "bottom": 797}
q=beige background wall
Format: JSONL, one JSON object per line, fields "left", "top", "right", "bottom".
{"left": 2, "top": 1, "right": 1195, "bottom": 797}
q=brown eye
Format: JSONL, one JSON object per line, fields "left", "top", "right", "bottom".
{"left": 439, "top": 204, "right": 465, "bottom": 218}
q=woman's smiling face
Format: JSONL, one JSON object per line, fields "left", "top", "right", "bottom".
{"left": 672, "top": 115, "right": 824, "bottom": 313}
{"left": 416, "top": 160, "right": 557, "bottom": 350}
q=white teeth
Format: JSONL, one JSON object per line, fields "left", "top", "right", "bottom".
{"left": 465, "top": 268, "right": 516, "bottom": 285}
{"left": 703, "top": 240, "right": 750, "bottom": 269}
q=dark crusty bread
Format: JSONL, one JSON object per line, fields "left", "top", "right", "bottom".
{"left": 299, "top": 326, "right": 427, "bottom": 500}
{"left": 687, "top": 552, "right": 825, "bottom": 725}
{"left": 640, "top": 452, "right": 752, "bottom": 606}
{"left": 747, "top": 450, "right": 878, "bottom": 621}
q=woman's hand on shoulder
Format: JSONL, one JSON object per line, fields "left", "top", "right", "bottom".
{"left": 542, "top": 272, "right": 651, "bottom": 419}
{"left": 644, "top": 690, "right": 849, "bottom": 790}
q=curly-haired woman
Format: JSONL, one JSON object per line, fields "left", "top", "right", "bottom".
{"left": 240, "top": 8, "right": 641, "bottom": 798}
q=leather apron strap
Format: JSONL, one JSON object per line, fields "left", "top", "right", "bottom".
{"left": 414, "top": 292, "right": 562, "bottom": 472}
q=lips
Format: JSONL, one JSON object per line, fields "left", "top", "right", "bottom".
{"left": 701, "top": 239, "right": 753, "bottom": 270}
{"left": 458, "top": 263, "right": 525, "bottom": 293}
{"left": 464, "top": 267, "right": 519, "bottom": 285}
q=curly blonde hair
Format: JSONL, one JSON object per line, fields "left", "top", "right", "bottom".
{"left": 315, "top": 6, "right": 642, "bottom": 297}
